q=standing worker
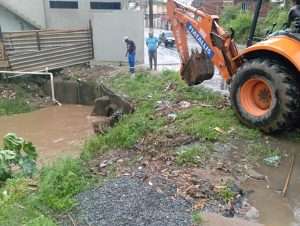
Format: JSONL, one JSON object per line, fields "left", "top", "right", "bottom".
{"left": 146, "top": 31, "right": 160, "bottom": 71}
{"left": 124, "top": 36, "right": 136, "bottom": 77}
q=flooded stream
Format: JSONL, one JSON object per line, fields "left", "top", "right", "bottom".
{"left": 0, "top": 105, "right": 93, "bottom": 165}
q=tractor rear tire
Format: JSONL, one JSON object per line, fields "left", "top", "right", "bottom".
{"left": 230, "top": 59, "right": 300, "bottom": 133}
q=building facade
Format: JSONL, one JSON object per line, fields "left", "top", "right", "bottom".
{"left": 0, "top": 0, "right": 144, "bottom": 64}
{"left": 0, "top": 0, "right": 129, "bottom": 31}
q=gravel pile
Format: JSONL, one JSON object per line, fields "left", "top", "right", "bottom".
{"left": 72, "top": 177, "right": 192, "bottom": 226}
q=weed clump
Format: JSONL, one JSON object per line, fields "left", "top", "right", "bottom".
{"left": 38, "top": 158, "right": 92, "bottom": 211}
{"left": 176, "top": 143, "right": 212, "bottom": 166}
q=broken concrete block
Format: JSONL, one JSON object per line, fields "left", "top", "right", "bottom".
{"left": 92, "top": 83, "right": 134, "bottom": 117}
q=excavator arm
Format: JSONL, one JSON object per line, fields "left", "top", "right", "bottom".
{"left": 167, "top": 0, "right": 241, "bottom": 85}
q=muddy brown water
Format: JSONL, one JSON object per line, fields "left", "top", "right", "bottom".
{"left": 0, "top": 105, "right": 93, "bottom": 165}
{"left": 244, "top": 139, "right": 300, "bottom": 226}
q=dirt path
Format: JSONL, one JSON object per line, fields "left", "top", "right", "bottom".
{"left": 0, "top": 105, "right": 93, "bottom": 165}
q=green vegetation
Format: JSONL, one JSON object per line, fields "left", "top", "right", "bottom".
{"left": 0, "top": 178, "right": 57, "bottom": 226}
{"left": 84, "top": 71, "right": 261, "bottom": 159}
{"left": 0, "top": 134, "right": 37, "bottom": 181}
{"left": 0, "top": 98, "right": 33, "bottom": 116}
{"left": 220, "top": 4, "right": 289, "bottom": 44}
{"left": 176, "top": 143, "right": 212, "bottom": 166}
{"left": 83, "top": 71, "right": 222, "bottom": 159}
{"left": 217, "top": 186, "right": 235, "bottom": 203}
{"left": 0, "top": 157, "right": 93, "bottom": 225}
{"left": 176, "top": 107, "right": 260, "bottom": 141}
{"left": 192, "top": 211, "right": 203, "bottom": 225}
{"left": 0, "top": 86, "right": 34, "bottom": 116}
{"left": 246, "top": 143, "right": 280, "bottom": 162}
{"left": 0, "top": 70, "right": 263, "bottom": 225}
{"left": 38, "top": 158, "right": 93, "bottom": 211}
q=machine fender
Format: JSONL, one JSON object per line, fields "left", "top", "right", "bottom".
{"left": 238, "top": 36, "right": 300, "bottom": 72}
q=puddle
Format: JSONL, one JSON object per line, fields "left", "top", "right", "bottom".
{"left": 0, "top": 105, "right": 93, "bottom": 165}
{"left": 243, "top": 139, "right": 300, "bottom": 226}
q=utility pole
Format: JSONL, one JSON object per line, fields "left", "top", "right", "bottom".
{"left": 149, "top": 0, "right": 154, "bottom": 30}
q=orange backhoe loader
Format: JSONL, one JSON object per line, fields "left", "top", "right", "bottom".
{"left": 167, "top": 0, "right": 300, "bottom": 133}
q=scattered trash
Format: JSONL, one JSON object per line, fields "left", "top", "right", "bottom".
{"left": 199, "top": 103, "right": 214, "bottom": 108}
{"left": 167, "top": 113, "right": 177, "bottom": 121}
{"left": 247, "top": 169, "right": 265, "bottom": 180}
{"left": 214, "top": 127, "right": 225, "bottom": 134}
{"left": 164, "top": 82, "right": 177, "bottom": 92}
{"left": 155, "top": 100, "right": 171, "bottom": 111}
{"left": 282, "top": 152, "right": 296, "bottom": 197}
{"left": 99, "top": 160, "right": 109, "bottom": 168}
{"left": 178, "top": 101, "right": 191, "bottom": 109}
{"left": 263, "top": 155, "right": 281, "bottom": 167}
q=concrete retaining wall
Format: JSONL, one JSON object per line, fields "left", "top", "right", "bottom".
{"left": 92, "top": 10, "right": 144, "bottom": 64}
{"left": 44, "top": 80, "right": 99, "bottom": 105}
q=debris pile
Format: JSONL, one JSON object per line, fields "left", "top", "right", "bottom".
{"left": 58, "top": 64, "right": 120, "bottom": 82}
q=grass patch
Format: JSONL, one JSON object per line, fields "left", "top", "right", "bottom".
{"left": 38, "top": 158, "right": 93, "bottom": 212}
{"left": 106, "top": 70, "right": 221, "bottom": 105}
{"left": 0, "top": 98, "right": 33, "bottom": 116}
{"left": 176, "top": 107, "right": 260, "bottom": 141}
{"left": 0, "top": 178, "right": 58, "bottom": 226}
{"left": 0, "top": 86, "right": 34, "bottom": 116}
{"left": 83, "top": 71, "right": 225, "bottom": 159}
{"left": 0, "top": 158, "right": 94, "bottom": 225}
{"left": 217, "top": 186, "right": 235, "bottom": 203}
{"left": 192, "top": 211, "right": 203, "bottom": 225}
{"left": 246, "top": 143, "right": 280, "bottom": 162}
{"left": 24, "top": 216, "right": 57, "bottom": 226}
{"left": 176, "top": 143, "right": 212, "bottom": 166}
{"left": 82, "top": 104, "right": 165, "bottom": 159}
{"left": 84, "top": 70, "right": 261, "bottom": 158}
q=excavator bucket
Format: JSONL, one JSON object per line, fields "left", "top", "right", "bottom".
{"left": 180, "top": 50, "right": 214, "bottom": 86}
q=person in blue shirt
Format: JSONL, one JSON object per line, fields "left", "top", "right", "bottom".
{"left": 146, "top": 31, "right": 160, "bottom": 71}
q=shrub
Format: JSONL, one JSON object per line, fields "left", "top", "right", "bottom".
{"left": 38, "top": 158, "right": 92, "bottom": 211}
{"left": 0, "top": 134, "right": 38, "bottom": 181}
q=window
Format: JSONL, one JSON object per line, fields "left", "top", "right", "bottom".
{"left": 49, "top": 1, "right": 78, "bottom": 9}
{"left": 90, "top": 2, "right": 121, "bottom": 10}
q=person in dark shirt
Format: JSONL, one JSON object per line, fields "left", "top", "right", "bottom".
{"left": 124, "top": 36, "right": 136, "bottom": 76}
{"left": 288, "top": 0, "right": 300, "bottom": 30}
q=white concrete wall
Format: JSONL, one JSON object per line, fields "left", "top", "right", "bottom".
{"left": 0, "top": 0, "right": 46, "bottom": 28}
{"left": 0, "top": 5, "right": 35, "bottom": 31}
{"left": 92, "top": 10, "right": 144, "bottom": 64}
{"left": 44, "top": 0, "right": 128, "bottom": 29}
{"left": 44, "top": 0, "right": 89, "bottom": 29}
